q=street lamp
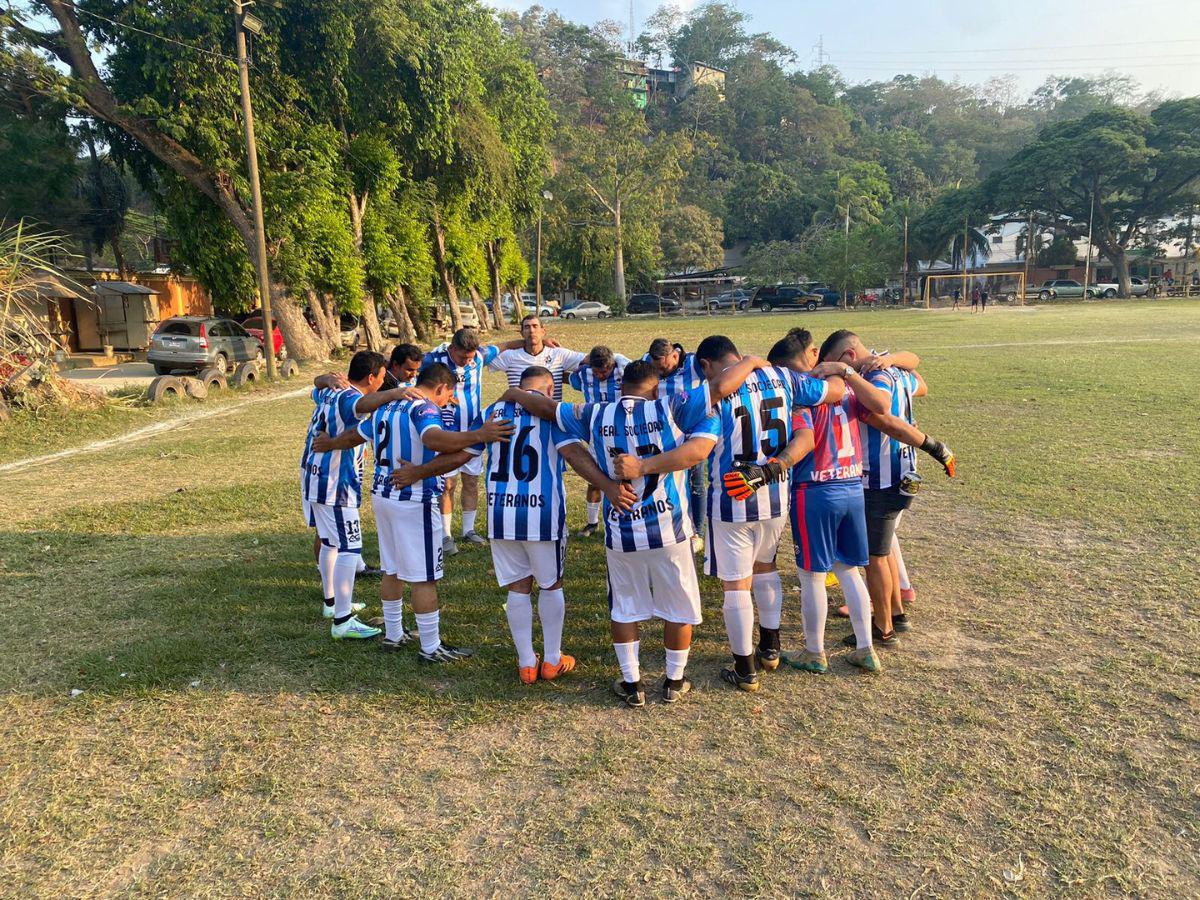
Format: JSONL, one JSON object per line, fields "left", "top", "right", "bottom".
{"left": 536, "top": 189, "right": 552, "bottom": 311}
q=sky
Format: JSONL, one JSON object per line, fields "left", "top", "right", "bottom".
{"left": 494, "top": 0, "right": 1200, "bottom": 100}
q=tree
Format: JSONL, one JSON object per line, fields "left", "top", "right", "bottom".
{"left": 742, "top": 240, "right": 806, "bottom": 283}
{"left": 660, "top": 204, "right": 723, "bottom": 273}
{"left": 986, "top": 101, "right": 1200, "bottom": 296}
{"left": 803, "top": 224, "right": 899, "bottom": 304}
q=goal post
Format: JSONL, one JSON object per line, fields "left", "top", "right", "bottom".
{"left": 921, "top": 271, "right": 1026, "bottom": 308}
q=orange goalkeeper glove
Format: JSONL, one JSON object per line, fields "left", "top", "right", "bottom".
{"left": 722, "top": 459, "right": 785, "bottom": 501}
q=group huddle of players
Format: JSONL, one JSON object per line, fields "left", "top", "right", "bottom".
{"left": 299, "top": 314, "right": 956, "bottom": 707}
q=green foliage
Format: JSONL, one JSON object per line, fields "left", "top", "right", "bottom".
{"left": 660, "top": 204, "right": 724, "bottom": 273}
{"left": 802, "top": 224, "right": 900, "bottom": 296}
{"left": 1038, "top": 234, "right": 1079, "bottom": 267}
{"left": 742, "top": 240, "right": 806, "bottom": 283}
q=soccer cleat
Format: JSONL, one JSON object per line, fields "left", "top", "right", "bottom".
{"left": 356, "top": 565, "right": 383, "bottom": 578}
{"left": 331, "top": 616, "right": 381, "bottom": 640}
{"left": 519, "top": 655, "right": 541, "bottom": 685}
{"left": 323, "top": 600, "right": 365, "bottom": 619}
{"left": 419, "top": 643, "right": 473, "bottom": 663}
{"left": 580, "top": 523, "right": 599, "bottom": 538}
{"left": 847, "top": 647, "right": 882, "bottom": 673}
{"left": 842, "top": 625, "right": 898, "bottom": 648}
{"left": 540, "top": 653, "right": 576, "bottom": 681}
{"left": 892, "top": 613, "right": 912, "bottom": 633}
{"left": 720, "top": 666, "right": 760, "bottom": 692}
{"left": 756, "top": 646, "right": 781, "bottom": 671}
{"left": 661, "top": 677, "right": 692, "bottom": 704}
{"left": 442, "top": 536, "right": 459, "bottom": 556}
{"left": 690, "top": 534, "right": 704, "bottom": 554}
{"left": 612, "top": 678, "right": 646, "bottom": 708}
{"left": 461, "top": 530, "right": 487, "bottom": 546}
{"left": 380, "top": 628, "right": 416, "bottom": 651}
{"left": 784, "top": 650, "right": 829, "bottom": 674}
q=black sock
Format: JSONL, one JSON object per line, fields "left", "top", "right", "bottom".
{"left": 759, "top": 627, "right": 780, "bottom": 651}
{"left": 733, "top": 653, "right": 754, "bottom": 677}
{"left": 324, "top": 598, "right": 335, "bottom": 607}
{"left": 333, "top": 613, "right": 353, "bottom": 625}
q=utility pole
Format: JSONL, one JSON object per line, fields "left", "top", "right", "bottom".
{"left": 233, "top": 1, "right": 276, "bottom": 379}
{"left": 960, "top": 215, "right": 970, "bottom": 304}
{"left": 1022, "top": 209, "right": 1033, "bottom": 306}
{"left": 536, "top": 190, "right": 552, "bottom": 312}
{"left": 1082, "top": 191, "right": 1095, "bottom": 297}
{"left": 902, "top": 215, "right": 909, "bottom": 305}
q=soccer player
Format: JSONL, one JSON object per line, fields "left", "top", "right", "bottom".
{"left": 567, "top": 345, "right": 632, "bottom": 537}
{"left": 644, "top": 338, "right": 708, "bottom": 552}
{"left": 424, "top": 328, "right": 522, "bottom": 553}
{"left": 503, "top": 360, "right": 720, "bottom": 707}
{"left": 313, "top": 363, "right": 514, "bottom": 661}
{"left": 490, "top": 313, "right": 587, "bottom": 399}
{"left": 382, "top": 343, "right": 423, "bottom": 389}
{"left": 686, "top": 335, "right": 845, "bottom": 692}
{"left": 301, "top": 351, "right": 415, "bottom": 639}
{"left": 823, "top": 331, "right": 955, "bottom": 643}
{"left": 768, "top": 332, "right": 893, "bottom": 673}
{"left": 470, "top": 365, "right": 636, "bottom": 684}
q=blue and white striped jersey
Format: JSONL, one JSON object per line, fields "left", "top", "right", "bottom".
{"left": 860, "top": 367, "right": 920, "bottom": 490}
{"left": 567, "top": 354, "right": 632, "bottom": 402}
{"left": 301, "top": 387, "right": 366, "bottom": 507}
{"left": 643, "top": 345, "right": 706, "bottom": 398}
{"left": 490, "top": 346, "right": 588, "bottom": 400}
{"left": 475, "top": 398, "right": 582, "bottom": 542}
{"left": 356, "top": 398, "right": 447, "bottom": 504}
{"left": 557, "top": 395, "right": 719, "bottom": 551}
{"left": 423, "top": 343, "right": 500, "bottom": 432}
{"left": 676, "top": 367, "right": 829, "bottom": 523}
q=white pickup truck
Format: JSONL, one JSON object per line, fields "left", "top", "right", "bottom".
{"left": 1088, "top": 277, "right": 1158, "bottom": 298}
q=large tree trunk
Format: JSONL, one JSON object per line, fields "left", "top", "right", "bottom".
{"left": 429, "top": 210, "right": 462, "bottom": 331}
{"left": 509, "top": 283, "right": 526, "bottom": 320}
{"left": 485, "top": 240, "right": 505, "bottom": 328}
{"left": 346, "top": 192, "right": 385, "bottom": 350}
{"left": 305, "top": 289, "right": 336, "bottom": 351}
{"left": 1111, "top": 247, "right": 1133, "bottom": 299}
{"left": 613, "top": 197, "right": 626, "bottom": 306}
{"left": 467, "top": 285, "right": 491, "bottom": 333}
{"left": 386, "top": 289, "right": 417, "bottom": 344}
{"left": 405, "top": 288, "right": 433, "bottom": 343}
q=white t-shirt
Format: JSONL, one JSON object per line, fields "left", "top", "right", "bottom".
{"left": 489, "top": 345, "right": 588, "bottom": 400}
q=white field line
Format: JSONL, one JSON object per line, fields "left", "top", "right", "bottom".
{"left": 0, "top": 386, "right": 310, "bottom": 475}
{"left": 914, "top": 336, "right": 1199, "bottom": 351}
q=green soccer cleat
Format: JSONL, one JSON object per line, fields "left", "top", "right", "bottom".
{"left": 784, "top": 650, "right": 829, "bottom": 674}
{"left": 323, "top": 601, "right": 365, "bottom": 620}
{"left": 330, "top": 616, "right": 381, "bottom": 640}
{"left": 846, "top": 647, "right": 882, "bottom": 673}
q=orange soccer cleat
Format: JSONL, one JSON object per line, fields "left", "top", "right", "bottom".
{"left": 540, "top": 653, "right": 576, "bottom": 681}
{"left": 519, "top": 655, "right": 541, "bottom": 685}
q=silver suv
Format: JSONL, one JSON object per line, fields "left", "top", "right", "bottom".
{"left": 148, "top": 316, "right": 263, "bottom": 375}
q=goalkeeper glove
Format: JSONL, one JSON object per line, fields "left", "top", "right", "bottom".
{"left": 722, "top": 459, "right": 785, "bottom": 501}
{"left": 919, "top": 435, "right": 956, "bottom": 477}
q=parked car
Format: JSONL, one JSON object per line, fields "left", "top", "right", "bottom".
{"left": 561, "top": 301, "right": 611, "bottom": 319}
{"left": 707, "top": 289, "right": 751, "bottom": 311}
{"left": 1088, "top": 276, "right": 1158, "bottom": 298}
{"left": 148, "top": 316, "right": 264, "bottom": 375}
{"left": 1035, "top": 279, "right": 1088, "bottom": 300}
{"left": 797, "top": 282, "right": 847, "bottom": 306}
{"left": 750, "top": 285, "right": 831, "bottom": 312}
{"left": 627, "top": 294, "right": 682, "bottom": 315}
{"left": 502, "top": 293, "right": 557, "bottom": 319}
{"left": 240, "top": 315, "right": 286, "bottom": 358}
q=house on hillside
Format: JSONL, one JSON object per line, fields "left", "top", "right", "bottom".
{"left": 621, "top": 59, "right": 725, "bottom": 108}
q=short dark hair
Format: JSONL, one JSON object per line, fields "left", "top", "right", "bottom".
{"left": 348, "top": 350, "right": 386, "bottom": 382}
{"left": 416, "top": 362, "right": 457, "bottom": 389}
{"left": 768, "top": 333, "right": 810, "bottom": 367}
{"left": 621, "top": 359, "right": 659, "bottom": 390}
{"left": 695, "top": 335, "right": 738, "bottom": 365}
{"left": 647, "top": 338, "right": 674, "bottom": 359}
{"left": 520, "top": 313, "right": 542, "bottom": 327}
{"left": 390, "top": 343, "right": 422, "bottom": 366}
{"left": 819, "top": 329, "right": 856, "bottom": 362}
{"left": 450, "top": 328, "right": 480, "bottom": 353}
{"left": 588, "top": 345, "right": 615, "bottom": 368}
{"left": 519, "top": 364, "right": 553, "bottom": 387}
{"left": 786, "top": 327, "right": 814, "bottom": 345}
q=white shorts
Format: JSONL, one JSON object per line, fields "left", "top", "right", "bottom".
{"left": 704, "top": 516, "right": 786, "bottom": 580}
{"left": 491, "top": 537, "right": 566, "bottom": 588}
{"left": 606, "top": 542, "right": 702, "bottom": 626}
{"left": 303, "top": 499, "right": 362, "bottom": 553}
{"left": 374, "top": 496, "right": 444, "bottom": 582}
{"left": 447, "top": 453, "right": 484, "bottom": 479}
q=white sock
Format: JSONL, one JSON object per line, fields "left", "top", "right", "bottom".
{"left": 664, "top": 647, "right": 690, "bottom": 681}
{"left": 538, "top": 587, "right": 566, "bottom": 666}
{"left": 614, "top": 640, "right": 640, "bottom": 683}
{"left": 415, "top": 610, "right": 441, "bottom": 654}
{"left": 722, "top": 590, "right": 754, "bottom": 657}
{"left": 505, "top": 592, "right": 537, "bottom": 668}
{"left": 892, "top": 534, "right": 912, "bottom": 591}
{"left": 798, "top": 569, "right": 829, "bottom": 654}
{"left": 462, "top": 509, "right": 477, "bottom": 535}
{"left": 382, "top": 599, "right": 404, "bottom": 641}
{"left": 834, "top": 562, "right": 873, "bottom": 650}
{"left": 355, "top": 554, "right": 366, "bottom": 573}
{"left": 442, "top": 513, "right": 452, "bottom": 537}
{"left": 586, "top": 502, "right": 601, "bottom": 525}
{"left": 318, "top": 544, "right": 338, "bottom": 604}
{"left": 751, "top": 572, "right": 783, "bottom": 630}
{"left": 332, "top": 552, "right": 359, "bottom": 619}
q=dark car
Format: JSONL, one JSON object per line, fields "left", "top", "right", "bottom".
{"left": 750, "top": 285, "right": 830, "bottom": 313}
{"left": 799, "top": 282, "right": 849, "bottom": 306}
{"left": 627, "top": 294, "right": 682, "bottom": 315}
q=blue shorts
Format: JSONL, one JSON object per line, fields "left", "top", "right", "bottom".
{"left": 790, "top": 481, "right": 868, "bottom": 572}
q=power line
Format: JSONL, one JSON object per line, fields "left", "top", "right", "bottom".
{"left": 56, "top": 1, "right": 238, "bottom": 64}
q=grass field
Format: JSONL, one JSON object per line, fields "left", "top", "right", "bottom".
{"left": 2, "top": 301, "right": 1198, "bottom": 896}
